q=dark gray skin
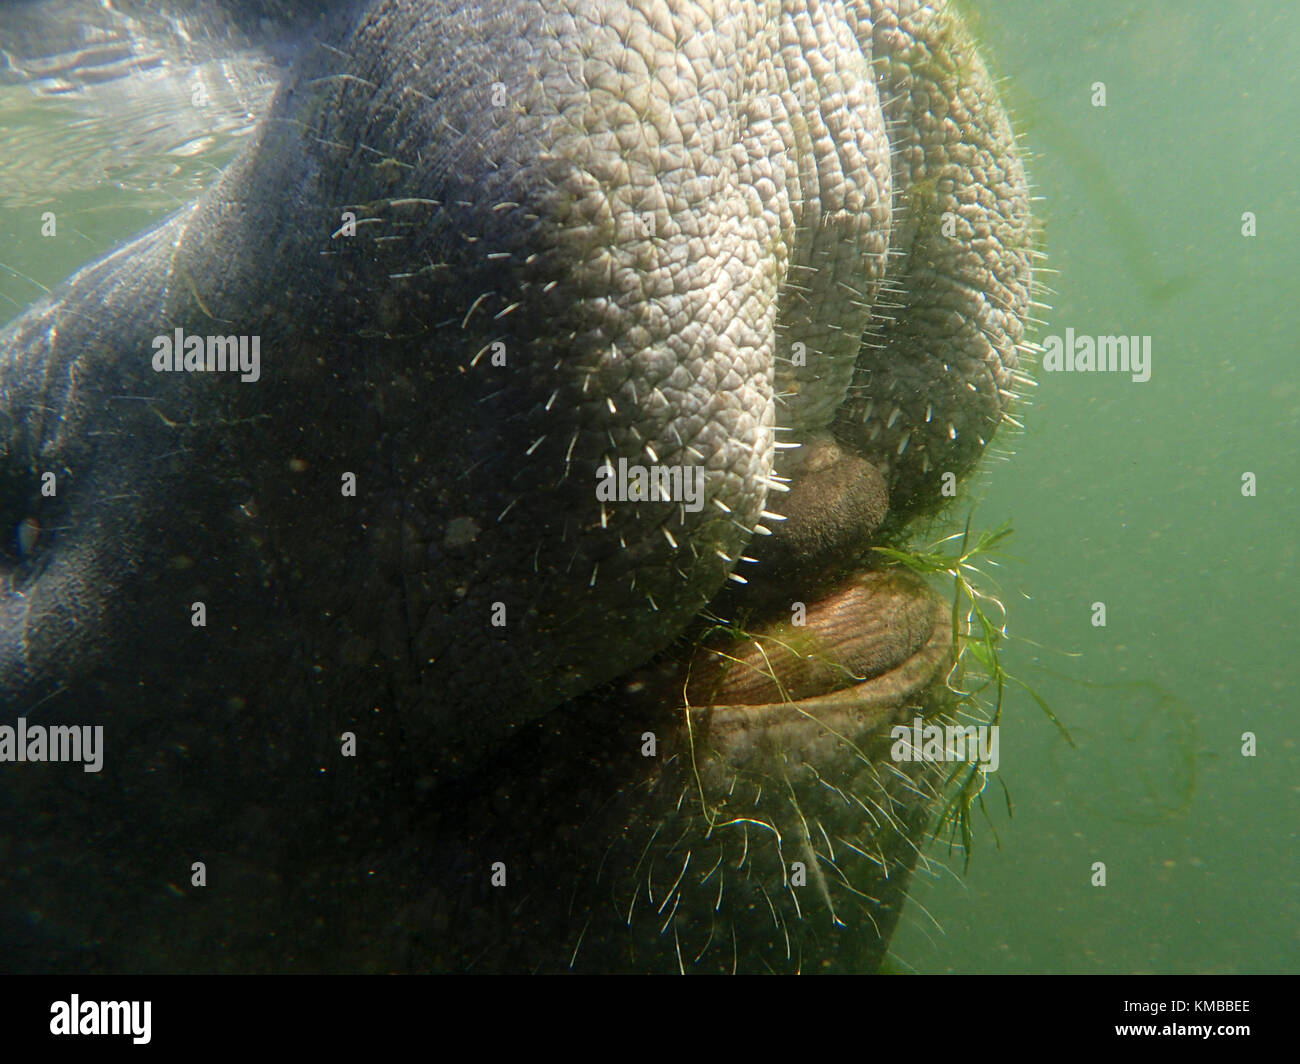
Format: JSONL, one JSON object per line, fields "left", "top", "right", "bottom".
{"left": 0, "top": 0, "right": 1032, "bottom": 972}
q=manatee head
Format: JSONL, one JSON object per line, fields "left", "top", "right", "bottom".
{"left": 0, "top": 0, "right": 1032, "bottom": 972}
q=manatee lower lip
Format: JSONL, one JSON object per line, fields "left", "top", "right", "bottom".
{"left": 685, "top": 569, "right": 951, "bottom": 704}
{"left": 585, "top": 568, "right": 955, "bottom": 973}
{"left": 678, "top": 568, "right": 952, "bottom": 775}
{"left": 691, "top": 626, "right": 951, "bottom": 739}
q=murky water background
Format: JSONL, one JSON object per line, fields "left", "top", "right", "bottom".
{"left": 892, "top": 0, "right": 1299, "bottom": 974}
{"left": 1, "top": 0, "right": 1295, "bottom": 973}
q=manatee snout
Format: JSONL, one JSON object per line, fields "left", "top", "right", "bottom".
{"left": 0, "top": 0, "right": 1031, "bottom": 973}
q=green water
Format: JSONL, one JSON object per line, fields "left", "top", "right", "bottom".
{"left": 890, "top": 0, "right": 1299, "bottom": 974}
{"left": 1, "top": 1, "right": 1295, "bottom": 973}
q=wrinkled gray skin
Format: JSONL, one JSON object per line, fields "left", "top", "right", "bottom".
{"left": 0, "top": 0, "right": 1031, "bottom": 972}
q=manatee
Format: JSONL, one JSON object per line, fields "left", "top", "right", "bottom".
{"left": 0, "top": 0, "right": 1033, "bottom": 973}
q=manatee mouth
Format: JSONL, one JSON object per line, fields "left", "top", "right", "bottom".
{"left": 683, "top": 569, "right": 952, "bottom": 730}
{"left": 675, "top": 415, "right": 952, "bottom": 729}
{"left": 677, "top": 566, "right": 955, "bottom": 861}
{"left": 547, "top": 565, "right": 956, "bottom": 973}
